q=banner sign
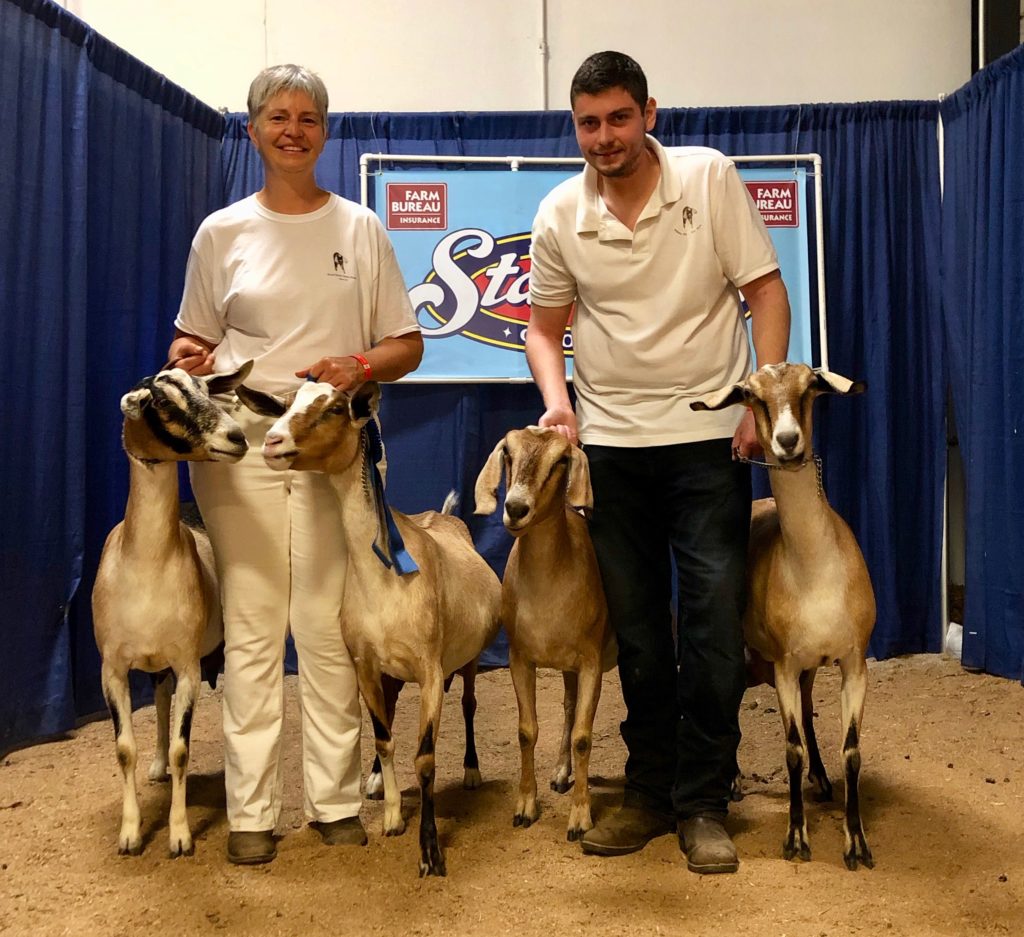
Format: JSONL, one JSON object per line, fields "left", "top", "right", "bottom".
{"left": 374, "top": 164, "right": 813, "bottom": 381}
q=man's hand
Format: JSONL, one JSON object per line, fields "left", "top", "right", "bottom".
{"left": 539, "top": 404, "right": 579, "bottom": 446}
{"left": 731, "top": 408, "right": 761, "bottom": 461}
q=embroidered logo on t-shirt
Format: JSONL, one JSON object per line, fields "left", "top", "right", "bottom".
{"left": 676, "top": 205, "right": 702, "bottom": 235}
{"left": 328, "top": 251, "right": 355, "bottom": 280}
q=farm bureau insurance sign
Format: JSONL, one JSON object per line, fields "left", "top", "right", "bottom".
{"left": 375, "top": 165, "right": 812, "bottom": 381}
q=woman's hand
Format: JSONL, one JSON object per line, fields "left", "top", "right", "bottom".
{"left": 297, "top": 356, "right": 365, "bottom": 391}
{"left": 167, "top": 338, "right": 215, "bottom": 375}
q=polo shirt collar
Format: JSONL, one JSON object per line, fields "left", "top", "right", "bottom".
{"left": 575, "top": 135, "right": 683, "bottom": 236}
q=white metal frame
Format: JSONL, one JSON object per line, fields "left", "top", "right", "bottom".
{"left": 359, "top": 151, "right": 828, "bottom": 380}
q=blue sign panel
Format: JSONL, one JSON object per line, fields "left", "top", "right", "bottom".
{"left": 374, "top": 165, "right": 813, "bottom": 381}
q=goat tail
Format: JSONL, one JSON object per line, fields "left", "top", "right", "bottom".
{"left": 441, "top": 490, "right": 460, "bottom": 515}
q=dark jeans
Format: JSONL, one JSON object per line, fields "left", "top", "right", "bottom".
{"left": 586, "top": 438, "right": 751, "bottom": 819}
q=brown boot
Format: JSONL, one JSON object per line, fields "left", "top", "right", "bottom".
{"left": 580, "top": 805, "right": 674, "bottom": 856}
{"left": 311, "top": 816, "right": 368, "bottom": 846}
{"left": 678, "top": 815, "right": 739, "bottom": 874}
{"left": 227, "top": 830, "right": 276, "bottom": 865}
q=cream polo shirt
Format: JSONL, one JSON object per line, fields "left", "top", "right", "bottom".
{"left": 176, "top": 193, "right": 419, "bottom": 395}
{"left": 529, "top": 137, "right": 779, "bottom": 447}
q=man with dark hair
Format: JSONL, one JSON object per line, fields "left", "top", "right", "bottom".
{"left": 527, "top": 50, "right": 791, "bottom": 874}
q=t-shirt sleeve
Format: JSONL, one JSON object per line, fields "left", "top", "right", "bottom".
{"left": 369, "top": 216, "right": 419, "bottom": 344}
{"left": 709, "top": 158, "right": 780, "bottom": 288}
{"left": 528, "top": 205, "right": 577, "bottom": 308}
{"left": 173, "top": 227, "right": 225, "bottom": 344}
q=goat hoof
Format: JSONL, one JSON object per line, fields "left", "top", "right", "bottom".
{"left": 782, "top": 842, "right": 811, "bottom": 862}
{"left": 513, "top": 813, "right": 534, "bottom": 829}
{"left": 463, "top": 768, "right": 482, "bottom": 790}
{"left": 567, "top": 828, "right": 583, "bottom": 842}
{"left": 550, "top": 778, "right": 571, "bottom": 794}
{"left": 844, "top": 837, "right": 874, "bottom": 870}
{"left": 365, "top": 790, "right": 385, "bottom": 802}
{"left": 169, "top": 840, "right": 195, "bottom": 858}
{"left": 118, "top": 840, "right": 143, "bottom": 857}
{"left": 418, "top": 851, "right": 447, "bottom": 877}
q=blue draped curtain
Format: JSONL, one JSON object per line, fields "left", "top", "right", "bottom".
{"left": 4, "top": 0, "right": 953, "bottom": 751}
{"left": 1, "top": 0, "right": 224, "bottom": 752}
{"left": 941, "top": 45, "right": 1024, "bottom": 682}
{"left": 222, "top": 100, "right": 945, "bottom": 665}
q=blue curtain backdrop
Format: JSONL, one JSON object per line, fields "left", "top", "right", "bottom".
{"left": 222, "top": 99, "right": 945, "bottom": 667}
{"left": 4, "top": 0, "right": 957, "bottom": 753}
{"left": 1, "top": 0, "right": 224, "bottom": 752}
{"left": 941, "top": 45, "right": 1024, "bottom": 682}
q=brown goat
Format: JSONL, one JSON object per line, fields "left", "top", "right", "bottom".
{"left": 92, "top": 362, "right": 251, "bottom": 856}
{"left": 235, "top": 380, "right": 501, "bottom": 877}
{"left": 475, "top": 427, "right": 616, "bottom": 841}
{"left": 692, "top": 363, "right": 875, "bottom": 870}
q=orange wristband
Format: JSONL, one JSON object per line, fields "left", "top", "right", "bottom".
{"left": 350, "top": 353, "right": 372, "bottom": 381}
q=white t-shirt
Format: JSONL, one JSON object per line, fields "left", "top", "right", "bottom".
{"left": 176, "top": 193, "right": 419, "bottom": 395}
{"left": 529, "top": 137, "right": 779, "bottom": 447}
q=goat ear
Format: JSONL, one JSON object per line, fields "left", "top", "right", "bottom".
{"left": 473, "top": 438, "right": 506, "bottom": 515}
{"left": 349, "top": 381, "right": 380, "bottom": 426}
{"left": 813, "top": 369, "right": 867, "bottom": 396}
{"left": 204, "top": 360, "right": 254, "bottom": 396}
{"left": 235, "top": 384, "right": 286, "bottom": 417}
{"left": 690, "top": 383, "right": 747, "bottom": 412}
{"left": 120, "top": 388, "right": 152, "bottom": 419}
{"left": 566, "top": 445, "right": 594, "bottom": 514}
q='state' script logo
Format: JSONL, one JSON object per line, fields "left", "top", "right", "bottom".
{"left": 408, "top": 228, "right": 573, "bottom": 355}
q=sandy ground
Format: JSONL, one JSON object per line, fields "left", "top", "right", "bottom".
{"left": 1, "top": 654, "right": 1022, "bottom": 937}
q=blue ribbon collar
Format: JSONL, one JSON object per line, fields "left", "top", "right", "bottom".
{"left": 363, "top": 418, "right": 419, "bottom": 576}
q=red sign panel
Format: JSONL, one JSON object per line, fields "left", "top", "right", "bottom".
{"left": 744, "top": 180, "right": 799, "bottom": 227}
{"left": 386, "top": 182, "right": 447, "bottom": 230}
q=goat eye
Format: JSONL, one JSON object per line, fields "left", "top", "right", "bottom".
{"left": 153, "top": 398, "right": 171, "bottom": 410}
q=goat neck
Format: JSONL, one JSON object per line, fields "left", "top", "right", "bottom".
{"left": 323, "top": 433, "right": 389, "bottom": 569}
{"left": 120, "top": 453, "right": 183, "bottom": 554}
{"left": 766, "top": 452, "right": 843, "bottom": 572}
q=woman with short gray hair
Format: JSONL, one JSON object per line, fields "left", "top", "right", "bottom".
{"left": 168, "top": 64, "right": 423, "bottom": 865}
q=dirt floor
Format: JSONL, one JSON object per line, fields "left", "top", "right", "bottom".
{"left": 1, "top": 654, "right": 1022, "bottom": 937}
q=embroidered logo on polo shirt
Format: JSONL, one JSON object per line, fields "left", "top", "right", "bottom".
{"left": 328, "top": 250, "right": 355, "bottom": 280}
{"left": 676, "top": 205, "right": 702, "bottom": 235}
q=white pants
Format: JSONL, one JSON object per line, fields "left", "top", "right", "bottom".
{"left": 190, "top": 399, "right": 362, "bottom": 832}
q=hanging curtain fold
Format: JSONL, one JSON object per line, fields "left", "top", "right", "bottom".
{"left": 941, "top": 44, "right": 1024, "bottom": 682}
{"left": 1, "top": 0, "right": 224, "bottom": 753}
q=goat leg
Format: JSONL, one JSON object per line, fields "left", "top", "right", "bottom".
{"left": 509, "top": 649, "right": 540, "bottom": 828}
{"left": 459, "top": 659, "right": 482, "bottom": 789}
{"left": 777, "top": 666, "right": 812, "bottom": 862}
{"left": 102, "top": 664, "right": 143, "bottom": 856}
{"left": 359, "top": 666, "right": 405, "bottom": 836}
{"left": 566, "top": 662, "right": 601, "bottom": 841}
{"left": 166, "top": 665, "right": 198, "bottom": 857}
{"left": 416, "top": 671, "right": 446, "bottom": 877}
{"left": 799, "top": 668, "right": 834, "bottom": 802}
{"left": 550, "top": 671, "right": 577, "bottom": 793}
{"left": 366, "top": 674, "right": 403, "bottom": 801}
{"left": 840, "top": 654, "right": 873, "bottom": 870}
{"left": 148, "top": 672, "right": 172, "bottom": 782}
